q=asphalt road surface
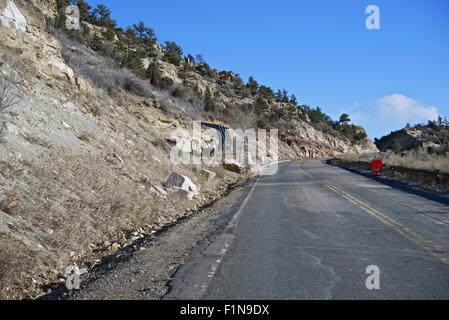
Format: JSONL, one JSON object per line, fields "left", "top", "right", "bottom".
{"left": 165, "top": 160, "right": 449, "bottom": 300}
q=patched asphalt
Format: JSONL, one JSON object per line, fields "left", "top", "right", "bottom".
{"left": 166, "top": 160, "right": 449, "bottom": 300}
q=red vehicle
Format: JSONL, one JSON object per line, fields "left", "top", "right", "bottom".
{"left": 371, "top": 159, "right": 383, "bottom": 176}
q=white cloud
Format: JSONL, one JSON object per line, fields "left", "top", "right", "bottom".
{"left": 345, "top": 94, "right": 440, "bottom": 138}
{"left": 376, "top": 94, "right": 439, "bottom": 123}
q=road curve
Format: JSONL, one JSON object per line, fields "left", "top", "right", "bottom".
{"left": 165, "top": 160, "right": 449, "bottom": 300}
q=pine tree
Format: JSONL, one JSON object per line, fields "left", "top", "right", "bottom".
{"left": 146, "top": 62, "right": 163, "bottom": 87}
{"left": 275, "top": 90, "right": 283, "bottom": 102}
{"left": 75, "top": 0, "right": 92, "bottom": 23}
{"left": 186, "top": 54, "right": 195, "bottom": 65}
{"left": 290, "top": 94, "right": 298, "bottom": 106}
{"left": 132, "top": 21, "right": 157, "bottom": 56}
{"left": 339, "top": 113, "right": 351, "bottom": 125}
{"left": 92, "top": 4, "right": 114, "bottom": 28}
{"left": 117, "top": 27, "right": 145, "bottom": 71}
{"left": 179, "top": 60, "right": 195, "bottom": 86}
{"left": 204, "top": 87, "right": 215, "bottom": 112}
{"left": 254, "top": 96, "right": 269, "bottom": 117}
{"left": 232, "top": 75, "right": 244, "bottom": 93}
{"left": 163, "top": 41, "right": 183, "bottom": 66}
{"left": 133, "top": 22, "right": 157, "bottom": 44}
{"left": 195, "top": 54, "right": 205, "bottom": 65}
{"left": 246, "top": 76, "right": 259, "bottom": 95}
{"left": 259, "top": 85, "right": 274, "bottom": 99}
{"left": 133, "top": 22, "right": 146, "bottom": 40}
{"left": 282, "top": 89, "right": 289, "bottom": 103}
{"left": 55, "top": 0, "right": 70, "bottom": 28}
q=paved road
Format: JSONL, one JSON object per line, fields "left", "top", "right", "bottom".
{"left": 165, "top": 160, "right": 449, "bottom": 300}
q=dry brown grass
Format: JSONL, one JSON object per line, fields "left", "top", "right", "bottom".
{"left": 0, "top": 90, "right": 228, "bottom": 299}
{"left": 338, "top": 149, "right": 449, "bottom": 173}
{"left": 0, "top": 148, "right": 234, "bottom": 299}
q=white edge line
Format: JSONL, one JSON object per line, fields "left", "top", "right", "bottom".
{"left": 198, "top": 160, "right": 288, "bottom": 297}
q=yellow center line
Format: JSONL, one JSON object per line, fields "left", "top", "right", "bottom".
{"left": 325, "top": 183, "right": 449, "bottom": 265}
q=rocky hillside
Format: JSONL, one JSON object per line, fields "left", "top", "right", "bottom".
{"left": 0, "top": 0, "right": 376, "bottom": 299}
{"left": 375, "top": 121, "right": 449, "bottom": 154}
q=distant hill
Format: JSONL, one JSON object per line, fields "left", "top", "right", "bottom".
{"left": 375, "top": 119, "right": 449, "bottom": 154}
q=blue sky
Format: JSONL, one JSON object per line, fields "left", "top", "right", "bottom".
{"left": 86, "top": 0, "right": 449, "bottom": 138}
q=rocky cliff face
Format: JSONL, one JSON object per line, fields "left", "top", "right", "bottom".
{"left": 0, "top": 0, "right": 376, "bottom": 299}
{"left": 376, "top": 126, "right": 448, "bottom": 153}
{"left": 114, "top": 37, "right": 377, "bottom": 159}
{"left": 0, "top": 0, "right": 85, "bottom": 87}
{"left": 0, "top": 0, "right": 231, "bottom": 299}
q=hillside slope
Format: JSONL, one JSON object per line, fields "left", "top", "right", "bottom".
{"left": 375, "top": 122, "right": 449, "bottom": 153}
{"left": 0, "top": 0, "right": 376, "bottom": 299}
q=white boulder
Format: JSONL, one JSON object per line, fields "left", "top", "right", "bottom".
{"left": 0, "top": 0, "right": 27, "bottom": 32}
{"left": 165, "top": 172, "right": 198, "bottom": 200}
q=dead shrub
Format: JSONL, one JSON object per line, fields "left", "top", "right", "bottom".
{"left": 53, "top": 31, "right": 153, "bottom": 98}
{"left": 0, "top": 67, "right": 21, "bottom": 139}
{"left": 0, "top": 193, "right": 17, "bottom": 215}
{"left": 338, "top": 150, "right": 449, "bottom": 173}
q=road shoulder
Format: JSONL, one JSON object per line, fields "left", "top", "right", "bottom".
{"left": 67, "top": 181, "right": 251, "bottom": 300}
